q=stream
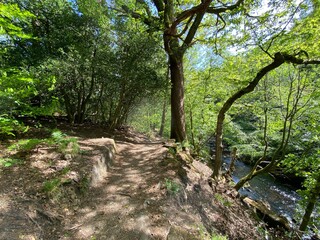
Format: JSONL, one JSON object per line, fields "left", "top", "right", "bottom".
{"left": 223, "top": 157, "right": 300, "bottom": 222}
{"left": 224, "top": 158, "right": 320, "bottom": 239}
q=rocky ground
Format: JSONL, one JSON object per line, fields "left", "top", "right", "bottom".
{"left": 0, "top": 125, "right": 284, "bottom": 240}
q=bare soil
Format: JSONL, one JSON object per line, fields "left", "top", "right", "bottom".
{"left": 0, "top": 126, "right": 265, "bottom": 240}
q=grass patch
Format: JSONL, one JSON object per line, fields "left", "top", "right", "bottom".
{"left": 43, "top": 178, "right": 62, "bottom": 193}
{"left": 197, "top": 225, "right": 228, "bottom": 240}
{"left": 42, "top": 178, "right": 66, "bottom": 201}
{"left": 214, "top": 193, "right": 232, "bottom": 207}
{"left": 8, "top": 138, "right": 43, "bottom": 151}
{"left": 60, "top": 166, "right": 71, "bottom": 175}
{"left": 211, "top": 233, "right": 228, "bottom": 240}
{"left": 164, "top": 178, "right": 181, "bottom": 195}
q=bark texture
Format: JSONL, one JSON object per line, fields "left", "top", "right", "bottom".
{"left": 169, "top": 54, "right": 187, "bottom": 142}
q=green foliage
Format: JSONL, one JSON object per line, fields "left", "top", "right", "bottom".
{"left": 6, "top": 130, "right": 80, "bottom": 157}
{"left": 51, "top": 130, "right": 67, "bottom": 143}
{"left": 283, "top": 153, "right": 320, "bottom": 230}
{"left": 8, "top": 138, "right": 42, "bottom": 151}
{"left": 197, "top": 224, "right": 228, "bottom": 240}
{"left": 0, "top": 3, "right": 34, "bottom": 39}
{"left": 164, "top": 178, "right": 181, "bottom": 195}
{"left": 167, "top": 147, "right": 176, "bottom": 156}
{"left": 50, "top": 130, "right": 80, "bottom": 156}
{"left": 197, "top": 224, "right": 210, "bottom": 239}
{"left": 128, "top": 95, "right": 170, "bottom": 138}
{"left": 280, "top": 101, "right": 320, "bottom": 231}
{"left": 42, "top": 165, "right": 75, "bottom": 200}
{"left": 60, "top": 166, "right": 70, "bottom": 175}
{"left": 214, "top": 193, "right": 232, "bottom": 207}
{"left": 0, "top": 157, "right": 21, "bottom": 167}
{"left": 0, "top": 64, "right": 56, "bottom": 119}
{"left": 0, "top": 115, "right": 28, "bottom": 137}
{"left": 211, "top": 233, "right": 228, "bottom": 240}
{"left": 0, "top": 3, "right": 39, "bottom": 120}
{"left": 60, "top": 138, "right": 80, "bottom": 156}
{"left": 0, "top": 4, "right": 49, "bottom": 113}
{"left": 176, "top": 140, "right": 191, "bottom": 152}
{"left": 42, "top": 178, "right": 61, "bottom": 194}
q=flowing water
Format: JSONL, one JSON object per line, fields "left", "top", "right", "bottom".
{"left": 224, "top": 158, "right": 320, "bottom": 239}
{"left": 223, "top": 157, "right": 300, "bottom": 221}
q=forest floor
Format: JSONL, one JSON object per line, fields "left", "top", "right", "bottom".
{"left": 0, "top": 125, "right": 285, "bottom": 240}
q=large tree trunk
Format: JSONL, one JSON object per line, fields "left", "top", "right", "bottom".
{"left": 159, "top": 0, "right": 245, "bottom": 143}
{"left": 169, "top": 54, "right": 187, "bottom": 142}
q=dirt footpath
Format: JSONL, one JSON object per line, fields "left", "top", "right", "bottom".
{"left": 0, "top": 128, "right": 262, "bottom": 240}
{"left": 65, "top": 139, "right": 175, "bottom": 240}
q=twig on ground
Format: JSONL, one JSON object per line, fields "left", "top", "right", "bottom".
{"left": 26, "top": 212, "right": 42, "bottom": 230}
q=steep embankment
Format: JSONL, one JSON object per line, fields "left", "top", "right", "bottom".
{"left": 0, "top": 128, "right": 263, "bottom": 239}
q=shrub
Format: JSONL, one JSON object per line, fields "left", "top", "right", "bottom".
{"left": 0, "top": 115, "right": 28, "bottom": 138}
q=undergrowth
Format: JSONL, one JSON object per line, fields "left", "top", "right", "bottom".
{"left": 0, "top": 157, "right": 22, "bottom": 167}
{"left": 7, "top": 130, "right": 80, "bottom": 156}
{"left": 214, "top": 193, "right": 232, "bottom": 207}
{"left": 198, "top": 224, "right": 228, "bottom": 240}
{"left": 0, "top": 115, "right": 28, "bottom": 138}
{"left": 164, "top": 178, "right": 181, "bottom": 195}
{"left": 8, "top": 138, "right": 42, "bottom": 152}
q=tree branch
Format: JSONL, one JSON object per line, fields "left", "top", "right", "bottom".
{"left": 180, "top": 0, "right": 213, "bottom": 50}
{"left": 152, "top": 0, "right": 164, "bottom": 13}
{"left": 167, "top": 15, "right": 195, "bottom": 38}
{"left": 174, "top": 3, "right": 206, "bottom": 28}
{"left": 111, "top": 5, "right": 160, "bottom": 29}
{"left": 258, "top": 45, "right": 273, "bottom": 59}
{"left": 214, "top": 51, "right": 320, "bottom": 178}
{"left": 207, "top": 0, "right": 244, "bottom": 14}
{"left": 264, "top": 2, "right": 302, "bottom": 53}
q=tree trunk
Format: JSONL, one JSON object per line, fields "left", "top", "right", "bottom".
{"left": 189, "top": 108, "right": 195, "bottom": 148}
{"left": 159, "top": 95, "right": 167, "bottom": 137}
{"left": 159, "top": 65, "right": 170, "bottom": 137}
{"left": 299, "top": 175, "right": 320, "bottom": 232}
{"left": 169, "top": 54, "right": 187, "bottom": 142}
{"left": 214, "top": 111, "right": 225, "bottom": 177}
{"left": 61, "top": 88, "right": 75, "bottom": 124}
{"left": 227, "top": 147, "right": 237, "bottom": 174}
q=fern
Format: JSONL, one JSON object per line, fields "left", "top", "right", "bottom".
{"left": 51, "top": 130, "right": 66, "bottom": 143}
